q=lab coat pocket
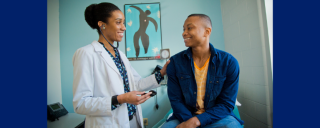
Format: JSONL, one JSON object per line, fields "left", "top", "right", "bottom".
{"left": 89, "top": 116, "right": 113, "bottom": 125}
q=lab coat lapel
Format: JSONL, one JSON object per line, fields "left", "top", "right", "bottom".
{"left": 91, "top": 41, "right": 121, "bottom": 76}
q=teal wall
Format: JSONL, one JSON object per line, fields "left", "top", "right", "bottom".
{"left": 59, "top": 0, "right": 224, "bottom": 127}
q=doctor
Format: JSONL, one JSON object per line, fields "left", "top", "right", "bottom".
{"left": 72, "top": 2, "right": 170, "bottom": 128}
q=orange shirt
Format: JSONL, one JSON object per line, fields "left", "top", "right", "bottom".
{"left": 194, "top": 58, "right": 210, "bottom": 114}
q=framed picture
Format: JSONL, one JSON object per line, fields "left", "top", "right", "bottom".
{"left": 124, "top": 3, "right": 162, "bottom": 61}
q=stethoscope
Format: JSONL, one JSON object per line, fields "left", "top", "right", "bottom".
{"left": 99, "top": 25, "right": 128, "bottom": 88}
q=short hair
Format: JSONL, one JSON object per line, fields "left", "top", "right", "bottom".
{"left": 187, "top": 14, "right": 212, "bottom": 28}
{"left": 84, "top": 2, "right": 120, "bottom": 34}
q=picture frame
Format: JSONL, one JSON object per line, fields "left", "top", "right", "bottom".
{"left": 124, "top": 3, "right": 162, "bottom": 61}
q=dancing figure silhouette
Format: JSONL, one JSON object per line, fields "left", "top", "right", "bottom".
{"left": 130, "top": 5, "right": 158, "bottom": 58}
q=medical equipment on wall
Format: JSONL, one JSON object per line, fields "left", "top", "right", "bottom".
{"left": 151, "top": 65, "right": 163, "bottom": 110}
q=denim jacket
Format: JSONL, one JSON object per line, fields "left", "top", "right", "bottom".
{"left": 166, "top": 43, "right": 244, "bottom": 127}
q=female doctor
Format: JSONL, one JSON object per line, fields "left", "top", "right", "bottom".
{"left": 72, "top": 2, "right": 170, "bottom": 128}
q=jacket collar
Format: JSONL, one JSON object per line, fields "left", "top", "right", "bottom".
{"left": 92, "top": 40, "right": 104, "bottom": 52}
{"left": 183, "top": 43, "right": 218, "bottom": 61}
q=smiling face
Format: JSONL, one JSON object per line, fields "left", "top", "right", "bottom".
{"left": 182, "top": 16, "right": 210, "bottom": 47}
{"left": 102, "top": 10, "right": 126, "bottom": 42}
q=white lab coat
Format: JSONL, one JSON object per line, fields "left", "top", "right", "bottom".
{"left": 72, "top": 41, "right": 160, "bottom": 128}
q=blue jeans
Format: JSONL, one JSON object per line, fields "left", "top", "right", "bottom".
{"left": 161, "top": 115, "right": 242, "bottom": 128}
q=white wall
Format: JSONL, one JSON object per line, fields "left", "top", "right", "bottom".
{"left": 47, "top": 0, "right": 62, "bottom": 104}
{"left": 220, "top": 0, "right": 273, "bottom": 127}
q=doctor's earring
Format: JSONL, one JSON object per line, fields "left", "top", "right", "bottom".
{"left": 102, "top": 25, "right": 105, "bottom": 29}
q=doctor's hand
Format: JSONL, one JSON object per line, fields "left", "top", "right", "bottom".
{"left": 160, "top": 60, "right": 171, "bottom": 77}
{"left": 118, "top": 91, "right": 152, "bottom": 105}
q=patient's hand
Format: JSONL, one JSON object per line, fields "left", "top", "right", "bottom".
{"left": 176, "top": 117, "right": 200, "bottom": 128}
{"left": 160, "top": 60, "right": 170, "bottom": 77}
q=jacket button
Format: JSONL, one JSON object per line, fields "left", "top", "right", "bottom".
{"left": 210, "top": 81, "right": 212, "bottom": 83}
{"left": 194, "top": 92, "right": 196, "bottom": 94}
{"left": 181, "top": 77, "right": 183, "bottom": 79}
{"left": 207, "top": 95, "right": 209, "bottom": 97}
{"left": 212, "top": 67, "right": 214, "bottom": 69}
{"left": 216, "top": 81, "right": 219, "bottom": 83}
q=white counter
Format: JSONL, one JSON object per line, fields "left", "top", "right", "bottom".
{"left": 47, "top": 113, "right": 86, "bottom": 128}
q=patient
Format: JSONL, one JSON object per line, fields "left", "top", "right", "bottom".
{"left": 162, "top": 14, "right": 244, "bottom": 128}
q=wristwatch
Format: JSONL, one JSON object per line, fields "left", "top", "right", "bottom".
{"left": 112, "top": 95, "right": 121, "bottom": 107}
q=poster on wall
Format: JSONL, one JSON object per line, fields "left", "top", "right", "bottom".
{"left": 124, "top": 3, "right": 162, "bottom": 61}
